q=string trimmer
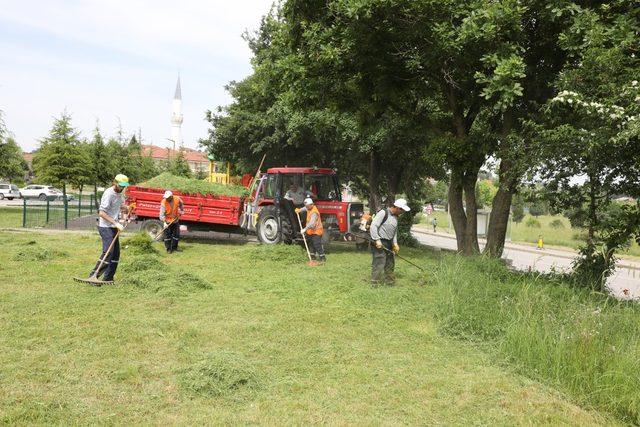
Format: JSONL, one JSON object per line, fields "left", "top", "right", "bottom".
{"left": 296, "top": 212, "right": 320, "bottom": 266}
{"left": 73, "top": 219, "right": 131, "bottom": 286}
{"left": 358, "top": 234, "right": 427, "bottom": 273}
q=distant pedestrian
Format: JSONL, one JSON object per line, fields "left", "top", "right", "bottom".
{"left": 160, "top": 190, "right": 184, "bottom": 253}
{"left": 431, "top": 217, "right": 438, "bottom": 233}
{"left": 370, "top": 198, "right": 410, "bottom": 286}
{"left": 537, "top": 235, "right": 544, "bottom": 250}
{"left": 89, "top": 174, "right": 129, "bottom": 282}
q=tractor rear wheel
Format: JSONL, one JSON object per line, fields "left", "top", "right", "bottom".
{"left": 256, "top": 205, "right": 292, "bottom": 244}
{"left": 142, "top": 219, "right": 164, "bottom": 239}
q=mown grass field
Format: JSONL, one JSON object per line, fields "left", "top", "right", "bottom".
{"left": 1, "top": 230, "right": 637, "bottom": 424}
{"left": 420, "top": 211, "right": 640, "bottom": 257}
{"left": 0, "top": 207, "right": 22, "bottom": 228}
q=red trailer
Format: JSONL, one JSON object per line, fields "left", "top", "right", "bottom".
{"left": 127, "top": 166, "right": 364, "bottom": 245}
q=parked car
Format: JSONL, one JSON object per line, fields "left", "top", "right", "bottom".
{"left": 0, "top": 183, "right": 21, "bottom": 200}
{"left": 20, "top": 185, "right": 75, "bottom": 201}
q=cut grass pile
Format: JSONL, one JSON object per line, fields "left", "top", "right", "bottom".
{"left": 12, "top": 241, "right": 68, "bottom": 261}
{"left": 122, "top": 232, "right": 159, "bottom": 255}
{"left": 139, "top": 172, "right": 249, "bottom": 197}
{"left": 0, "top": 230, "right": 629, "bottom": 424}
{"left": 179, "top": 351, "right": 261, "bottom": 398}
{"left": 433, "top": 257, "right": 640, "bottom": 424}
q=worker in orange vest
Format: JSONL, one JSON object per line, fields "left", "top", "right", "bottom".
{"left": 160, "top": 190, "right": 184, "bottom": 253}
{"left": 296, "top": 197, "right": 326, "bottom": 262}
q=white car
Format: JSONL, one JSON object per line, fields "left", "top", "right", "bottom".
{"left": 0, "top": 183, "right": 21, "bottom": 200}
{"left": 20, "top": 185, "right": 74, "bottom": 201}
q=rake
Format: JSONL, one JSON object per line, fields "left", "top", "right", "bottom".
{"left": 73, "top": 220, "right": 130, "bottom": 286}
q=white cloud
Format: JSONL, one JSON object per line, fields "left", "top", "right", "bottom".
{"left": 0, "top": 0, "right": 273, "bottom": 151}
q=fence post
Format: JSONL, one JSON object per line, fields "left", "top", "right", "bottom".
{"left": 46, "top": 199, "right": 50, "bottom": 223}
{"left": 22, "top": 198, "right": 26, "bottom": 228}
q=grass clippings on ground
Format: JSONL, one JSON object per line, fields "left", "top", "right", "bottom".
{"left": 139, "top": 172, "right": 248, "bottom": 197}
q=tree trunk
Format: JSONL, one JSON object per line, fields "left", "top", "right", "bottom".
{"left": 484, "top": 187, "right": 513, "bottom": 257}
{"left": 369, "top": 150, "right": 382, "bottom": 213}
{"left": 448, "top": 168, "right": 468, "bottom": 251}
{"left": 462, "top": 170, "right": 480, "bottom": 255}
{"left": 484, "top": 155, "right": 517, "bottom": 258}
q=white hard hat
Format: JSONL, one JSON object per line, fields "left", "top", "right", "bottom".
{"left": 304, "top": 197, "right": 314, "bottom": 206}
{"left": 393, "top": 198, "right": 410, "bottom": 212}
{"left": 163, "top": 190, "right": 173, "bottom": 199}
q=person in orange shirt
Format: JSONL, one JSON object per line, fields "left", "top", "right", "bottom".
{"left": 296, "top": 197, "right": 326, "bottom": 262}
{"left": 160, "top": 190, "right": 184, "bottom": 254}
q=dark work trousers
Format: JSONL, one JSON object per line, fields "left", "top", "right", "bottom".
{"left": 371, "top": 239, "right": 395, "bottom": 284}
{"left": 308, "top": 233, "right": 326, "bottom": 261}
{"left": 164, "top": 221, "right": 180, "bottom": 252}
{"left": 90, "top": 226, "right": 120, "bottom": 281}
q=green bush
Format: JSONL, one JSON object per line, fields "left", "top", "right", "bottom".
{"left": 525, "top": 217, "right": 541, "bottom": 228}
{"left": 434, "top": 256, "right": 640, "bottom": 424}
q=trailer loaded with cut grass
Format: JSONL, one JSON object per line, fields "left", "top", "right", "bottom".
{"left": 127, "top": 169, "right": 364, "bottom": 245}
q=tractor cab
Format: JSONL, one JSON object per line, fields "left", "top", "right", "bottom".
{"left": 247, "top": 167, "right": 363, "bottom": 244}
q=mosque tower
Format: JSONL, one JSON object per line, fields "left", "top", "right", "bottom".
{"left": 170, "top": 76, "right": 183, "bottom": 148}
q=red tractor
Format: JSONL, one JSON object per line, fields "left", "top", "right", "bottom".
{"left": 246, "top": 167, "right": 364, "bottom": 245}
{"left": 128, "top": 166, "right": 364, "bottom": 246}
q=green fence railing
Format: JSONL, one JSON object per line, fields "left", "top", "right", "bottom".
{"left": 22, "top": 194, "right": 98, "bottom": 230}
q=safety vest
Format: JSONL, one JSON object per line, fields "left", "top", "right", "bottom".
{"left": 306, "top": 205, "right": 324, "bottom": 236}
{"left": 161, "top": 196, "right": 182, "bottom": 222}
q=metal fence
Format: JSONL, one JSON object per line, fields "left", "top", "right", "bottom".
{"left": 22, "top": 194, "right": 99, "bottom": 230}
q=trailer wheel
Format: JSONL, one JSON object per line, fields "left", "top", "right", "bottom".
{"left": 257, "top": 205, "right": 292, "bottom": 244}
{"left": 142, "top": 219, "right": 164, "bottom": 239}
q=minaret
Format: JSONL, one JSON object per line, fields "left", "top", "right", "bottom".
{"left": 170, "top": 76, "right": 183, "bottom": 148}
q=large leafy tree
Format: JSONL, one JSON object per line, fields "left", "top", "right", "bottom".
{"left": 536, "top": 1, "right": 640, "bottom": 288}
{"left": 0, "top": 113, "right": 28, "bottom": 183}
{"left": 86, "top": 125, "right": 114, "bottom": 207}
{"left": 33, "top": 112, "right": 91, "bottom": 201}
{"left": 204, "top": 5, "right": 444, "bottom": 214}
{"left": 0, "top": 136, "right": 28, "bottom": 183}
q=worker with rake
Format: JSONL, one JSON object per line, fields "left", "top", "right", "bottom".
{"left": 296, "top": 197, "right": 326, "bottom": 263}
{"left": 160, "top": 190, "right": 184, "bottom": 253}
{"left": 87, "top": 174, "right": 130, "bottom": 283}
{"left": 370, "top": 198, "right": 410, "bottom": 286}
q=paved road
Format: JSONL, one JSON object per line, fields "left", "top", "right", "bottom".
{"left": 412, "top": 226, "right": 640, "bottom": 300}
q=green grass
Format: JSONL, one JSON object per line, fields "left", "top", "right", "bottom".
{"left": 0, "top": 230, "right": 626, "bottom": 424}
{"left": 420, "top": 212, "right": 640, "bottom": 257}
{"left": 0, "top": 207, "right": 23, "bottom": 228}
{"left": 434, "top": 257, "right": 640, "bottom": 424}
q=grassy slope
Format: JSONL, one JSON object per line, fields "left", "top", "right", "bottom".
{"left": 420, "top": 212, "right": 640, "bottom": 257}
{"left": 0, "top": 231, "right": 617, "bottom": 425}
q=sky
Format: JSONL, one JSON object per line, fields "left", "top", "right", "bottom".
{"left": 0, "top": 0, "right": 273, "bottom": 152}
